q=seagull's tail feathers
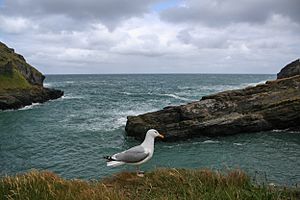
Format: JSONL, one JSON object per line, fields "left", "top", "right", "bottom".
{"left": 106, "top": 161, "right": 125, "bottom": 167}
{"left": 103, "top": 156, "right": 125, "bottom": 167}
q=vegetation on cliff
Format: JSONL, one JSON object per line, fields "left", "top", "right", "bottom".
{"left": 0, "top": 69, "right": 31, "bottom": 91}
{"left": 0, "top": 42, "right": 44, "bottom": 88}
{"left": 1, "top": 169, "right": 299, "bottom": 200}
{"left": 0, "top": 41, "right": 63, "bottom": 110}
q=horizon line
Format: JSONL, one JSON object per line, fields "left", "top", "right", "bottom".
{"left": 45, "top": 72, "right": 276, "bottom": 76}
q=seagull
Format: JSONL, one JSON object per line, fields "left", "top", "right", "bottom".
{"left": 104, "top": 129, "right": 164, "bottom": 176}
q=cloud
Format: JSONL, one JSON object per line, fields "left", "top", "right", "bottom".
{"left": 176, "top": 13, "right": 300, "bottom": 51}
{"left": 0, "top": 0, "right": 299, "bottom": 74}
{"left": 110, "top": 14, "right": 195, "bottom": 58}
{"left": 2, "top": 0, "right": 163, "bottom": 30}
{"left": 177, "top": 28, "right": 230, "bottom": 49}
{"left": 160, "top": 0, "right": 300, "bottom": 26}
{"left": 0, "top": 15, "right": 35, "bottom": 34}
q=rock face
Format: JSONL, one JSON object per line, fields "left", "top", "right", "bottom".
{"left": 125, "top": 62, "right": 300, "bottom": 141}
{"left": 0, "top": 41, "right": 63, "bottom": 110}
{"left": 0, "top": 87, "right": 64, "bottom": 110}
{"left": 277, "top": 59, "right": 300, "bottom": 79}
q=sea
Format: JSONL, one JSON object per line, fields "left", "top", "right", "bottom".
{"left": 1, "top": 74, "right": 299, "bottom": 186}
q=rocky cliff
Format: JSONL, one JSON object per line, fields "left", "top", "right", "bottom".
{"left": 277, "top": 59, "right": 300, "bottom": 79}
{"left": 0, "top": 42, "right": 63, "bottom": 110}
{"left": 125, "top": 60, "right": 300, "bottom": 141}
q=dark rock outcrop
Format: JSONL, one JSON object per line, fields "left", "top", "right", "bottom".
{"left": 277, "top": 59, "right": 300, "bottom": 79}
{"left": 0, "top": 87, "right": 64, "bottom": 110}
{"left": 0, "top": 41, "right": 63, "bottom": 110}
{"left": 126, "top": 62, "right": 300, "bottom": 141}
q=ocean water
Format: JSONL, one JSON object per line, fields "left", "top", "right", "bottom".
{"left": 1, "top": 74, "right": 299, "bottom": 186}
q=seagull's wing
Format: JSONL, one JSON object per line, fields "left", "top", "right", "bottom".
{"left": 112, "top": 145, "right": 149, "bottom": 163}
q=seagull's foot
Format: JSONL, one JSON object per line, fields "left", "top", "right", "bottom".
{"left": 137, "top": 171, "right": 145, "bottom": 177}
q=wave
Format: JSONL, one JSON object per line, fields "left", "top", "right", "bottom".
{"left": 202, "top": 140, "right": 219, "bottom": 144}
{"left": 161, "top": 93, "right": 190, "bottom": 101}
{"left": 43, "top": 80, "right": 75, "bottom": 88}
{"left": 200, "top": 80, "right": 269, "bottom": 93}
{"left": 233, "top": 143, "right": 244, "bottom": 146}
{"left": 83, "top": 107, "right": 159, "bottom": 132}
{"left": 120, "top": 91, "right": 191, "bottom": 101}
{"left": 272, "top": 129, "right": 300, "bottom": 134}
{"left": 43, "top": 83, "right": 52, "bottom": 87}
{"left": 115, "top": 109, "right": 155, "bottom": 126}
{"left": 116, "top": 117, "right": 127, "bottom": 126}
{"left": 119, "top": 92, "right": 133, "bottom": 95}
{"left": 18, "top": 103, "right": 41, "bottom": 110}
{"left": 244, "top": 80, "right": 266, "bottom": 87}
{"left": 62, "top": 95, "right": 83, "bottom": 100}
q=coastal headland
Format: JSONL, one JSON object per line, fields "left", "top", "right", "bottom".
{"left": 0, "top": 42, "right": 63, "bottom": 110}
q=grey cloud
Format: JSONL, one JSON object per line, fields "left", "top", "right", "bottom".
{"left": 161, "top": 0, "right": 300, "bottom": 26}
{"left": 177, "top": 28, "right": 230, "bottom": 49}
{"left": 112, "top": 50, "right": 166, "bottom": 57}
{"left": 0, "top": 0, "right": 299, "bottom": 75}
{"left": 2, "top": 0, "right": 162, "bottom": 30}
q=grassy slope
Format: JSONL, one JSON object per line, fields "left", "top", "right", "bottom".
{"left": 0, "top": 69, "right": 31, "bottom": 91}
{"left": 1, "top": 169, "right": 299, "bottom": 200}
{"left": 0, "top": 42, "right": 40, "bottom": 91}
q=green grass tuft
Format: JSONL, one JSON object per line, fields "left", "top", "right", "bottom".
{"left": 1, "top": 168, "right": 299, "bottom": 200}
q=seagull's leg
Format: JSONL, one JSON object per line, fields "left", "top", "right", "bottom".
{"left": 136, "top": 166, "right": 144, "bottom": 177}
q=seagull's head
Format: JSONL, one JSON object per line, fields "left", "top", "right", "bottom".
{"left": 147, "top": 129, "right": 164, "bottom": 139}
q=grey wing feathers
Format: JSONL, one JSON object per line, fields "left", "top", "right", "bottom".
{"left": 112, "top": 145, "right": 149, "bottom": 163}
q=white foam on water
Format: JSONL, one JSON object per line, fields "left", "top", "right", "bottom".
{"left": 116, "top": 117, "right": 127, "bottom": 126}
{"left": 61, "top": 95, "right": 83, "bottom": 99}
{"left": 200, "top": 80, "right": 269, "bottom": 93}
{"left": 244, "top": 80, "right": 266, "bottom": 87}
{"left": 178, "top": 86, "right": 195, "bottom": 90}
{"left": 163, "top": 93, "right": 190, "bottom": 101}
{"left": 233, "top": 143, "right": 244, "bottom": 146}
{"left": 272, "top": 129, "right": 284, "bottom": 133}
{"left": 202, "top": 140, "right": 219, "bottom": 144}
{"left": 272, "top": 129, "right": 300, "bottom": 134}
{"left": 43, "top": 83, "right": 52, "bottom": 87}
{"left": 141, "top": 92, "right": 190, "bottom": 101}
{"left": 120, "top": 92, "right": 133, "bottom": 95}
{"left": 200, "top": 85, "right": 241, "bottom": 92}
{"left": 19, "top": 103, "right": 41, "bottom": 110}
{"left": 111, "top": 108, "right": 157, "bottom": 130}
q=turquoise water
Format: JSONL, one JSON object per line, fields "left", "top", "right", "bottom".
{"left": 1, "top": 74, "right": 299, "bottom": 186}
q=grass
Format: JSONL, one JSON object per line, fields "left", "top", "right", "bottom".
{"left": 0, "top": 69, "right": 31, "bottom": 90}
{"left": 1, "top": 168, "right": 299, "bottom": 200}
{"left": 0, "top": 41, "right": 42, "bottom": 91}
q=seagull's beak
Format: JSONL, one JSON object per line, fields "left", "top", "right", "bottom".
{"left": 158, "top": 133, "right": 164, "bottom": 139}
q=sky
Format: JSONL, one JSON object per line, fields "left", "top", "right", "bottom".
{"left": 0, "top": 0, "right": 299, "bottom": 74}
